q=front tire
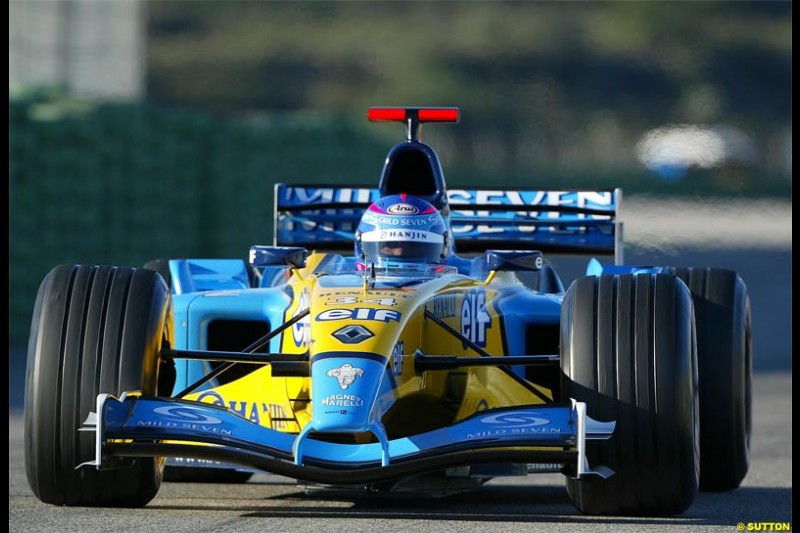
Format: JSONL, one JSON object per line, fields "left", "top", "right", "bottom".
{"left": 561, "top": 274, "right": 699, "bottom": 515}
{"left": 24, "top": 265, "right": 172, "bottom": 506}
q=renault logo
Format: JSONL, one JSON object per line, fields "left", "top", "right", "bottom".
{"left": 332, "top": 324, "right": 374, "bottom": 344}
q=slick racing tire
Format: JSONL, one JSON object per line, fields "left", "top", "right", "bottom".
{"left": 25, "top": 265, "right": 172, "bottom": 507}
{"left": 671, "top": 267, "right": 752, "bottom": 491}
{"left": 560, "top": 274, "right": 699, "bottom": 516}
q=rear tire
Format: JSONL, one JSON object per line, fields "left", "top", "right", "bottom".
{"left": 560, "top": 274, "right": 699, "bottom": 515}
{"left": 143, "top": 258, "right": 171, "bottom": 286}
{"left": 24, "top": 265, "right": 172, "bottom": 506}
{"left": 671, "top": 267, "right": 752, "bottom": 491}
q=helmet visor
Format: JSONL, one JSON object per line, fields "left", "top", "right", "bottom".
{"left": 361, "top": 240, "right": 443, "bottom": 263}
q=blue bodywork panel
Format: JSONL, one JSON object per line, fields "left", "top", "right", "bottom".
{"left": 585, "top": 258, "right": 671, "bottom": 277}
{"left": 167, "top": 259, "right": 292, "bottom": 394}
{"left": 169, "top": 259, "right": 250, "bottom": 294}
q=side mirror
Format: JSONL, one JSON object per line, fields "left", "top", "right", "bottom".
{"left": 249, "top": 246, "right": 308, "bottom": 268}
{"left": 484, "top": 250, "right": 543, "bottom": 272}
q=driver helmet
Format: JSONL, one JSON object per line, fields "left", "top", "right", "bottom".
{"left": 355, "top": 194, "right": 449, "bottom": 271}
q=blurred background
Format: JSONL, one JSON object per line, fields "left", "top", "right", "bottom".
{"left": 8, "top": 2, "right": 791, "bottom": 386}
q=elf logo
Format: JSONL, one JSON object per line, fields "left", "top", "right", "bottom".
{"left": 291, "top": 290, "right": 310, "bottom": 347}
{"left": 317, "top": 308, "right": 402, "bottom": 322}
{"left": 461, "top": 289, "right": 492, "bottom": 348}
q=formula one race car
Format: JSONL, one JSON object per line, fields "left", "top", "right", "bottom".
{"left": 24, "top": 108, "right": 752, "bottom": 515}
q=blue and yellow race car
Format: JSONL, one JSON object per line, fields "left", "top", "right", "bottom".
{"left": 24, "top": 108, "right": 751, "bottom": 515}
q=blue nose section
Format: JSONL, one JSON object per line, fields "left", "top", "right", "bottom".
{"left": 293, "top": 353, "right": 394, "bottom": 466}
{"left": 309, "top": 354, "right": 389, "bottom": 432}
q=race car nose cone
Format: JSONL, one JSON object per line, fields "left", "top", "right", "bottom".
{"left": 309, "top": 354, "right": 391, "bottom": 433}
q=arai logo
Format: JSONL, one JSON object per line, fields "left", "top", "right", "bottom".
{"left": 387, "top": 203, "right": 420, "bottom": 215}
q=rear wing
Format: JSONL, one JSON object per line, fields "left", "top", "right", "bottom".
{"left": 274, "top": 185, "right": 623, "bottom": 263}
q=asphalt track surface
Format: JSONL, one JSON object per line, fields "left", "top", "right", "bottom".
{"left": 8, "top": 199, "right": 792, "bottom": 532}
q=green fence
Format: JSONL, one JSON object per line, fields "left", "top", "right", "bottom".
{"left": 9, "top": 94, "right": 391, "bottom": 341}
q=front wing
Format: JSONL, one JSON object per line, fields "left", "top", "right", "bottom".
{"left": 80, "top": 394, "right": 615, "bottom": 484}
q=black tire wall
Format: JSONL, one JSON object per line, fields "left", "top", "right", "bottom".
{"left": 561, "top": 274, "right": 699, "bottom": 516}
{"left": 25, "top": 265, "right": 172, "bottom": 507}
